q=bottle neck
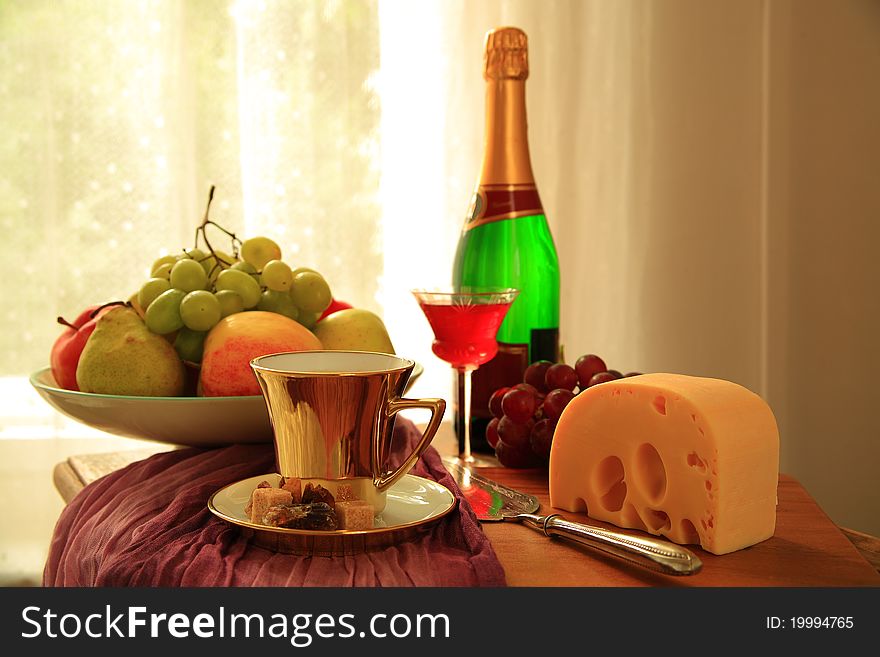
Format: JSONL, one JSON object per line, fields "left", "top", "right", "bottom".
{"left": 479, "top": 79, "right": 535, "bottom": 186}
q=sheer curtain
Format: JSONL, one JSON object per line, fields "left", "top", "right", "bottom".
{"left": 379, "top": 0, "right": 650, "bottom": 401}
{"left": 0, "top": 0, "right": 381, "bottom": 378}
{"left": 380, "top": 0, "right": 880, "bottom": 536}
{"left": 381, "top": 0, "right": 769, "bottom": 409}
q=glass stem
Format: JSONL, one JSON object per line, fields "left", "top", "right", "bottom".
{"left": 459, "top": 366, "right": 476, "bottom": 463}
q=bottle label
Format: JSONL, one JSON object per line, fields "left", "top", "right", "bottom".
{"left": 465, "top": 183, "right": 544, "bottom": 231}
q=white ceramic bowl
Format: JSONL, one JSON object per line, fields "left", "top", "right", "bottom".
{"left": 29, "top": 361, "right": 423, "bottom": 448}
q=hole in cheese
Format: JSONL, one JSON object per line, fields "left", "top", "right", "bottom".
{"left": 652, "top": 395, "right": 667, "bottom": 415}
{"left": 686, "top": 451, "right": 707, "bottom": 473}
{"left": 644, "top": 508, "right": 671, "bottom": 532}
{"left": 601, "top": 482, "right": 626, "bottom": 512}
{"left": 680, "top": 519, "right": 701, "bottom": 545}
{"left": 593, "top": 455, "right": 627, "bottom": 512}
{"left": 622, "top": 503, "right": 648, "bottom": 532}
{"left": 634, "top": 442, "right": 667, "bottom": 504}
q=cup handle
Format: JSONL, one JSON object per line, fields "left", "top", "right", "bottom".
{"left": 373, "top": 397, "right": 447, "bottom": 492}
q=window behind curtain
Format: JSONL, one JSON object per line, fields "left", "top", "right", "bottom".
{"left": 0, "top": 0, "right": 381, "bottom": 376}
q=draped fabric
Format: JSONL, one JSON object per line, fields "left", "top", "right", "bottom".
{"left": 45, "top": 418, "right": 506, "bottom": 587}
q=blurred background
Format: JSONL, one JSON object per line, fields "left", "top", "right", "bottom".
{"left": 1, "top": 0, "right": 878, "bottom": 583}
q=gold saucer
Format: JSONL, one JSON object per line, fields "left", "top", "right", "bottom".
{"left": 208, "top": 473, "right": 456, "bottom": 556}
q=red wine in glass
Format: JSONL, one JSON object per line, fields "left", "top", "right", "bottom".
{"left": 412, "top": 287, "right": 519, "bottom": 465}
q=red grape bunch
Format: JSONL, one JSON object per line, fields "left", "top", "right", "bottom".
{"left": 487, "top": 354, "right": 642, "bottom": 468}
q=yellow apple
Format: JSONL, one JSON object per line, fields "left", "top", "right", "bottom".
{"left": 200, "top": 311, "right": 322, "bottom": 396}
{"left": 312, "top": 308, "right": 395, "bottom": 354}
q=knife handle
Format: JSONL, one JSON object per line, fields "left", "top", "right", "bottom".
{"left": 518, "top": 513, "right": 703, "bottom": 576}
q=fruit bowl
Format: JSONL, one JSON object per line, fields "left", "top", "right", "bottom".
{"left": 29, "top": 362, "right": 423, "bottom": 448}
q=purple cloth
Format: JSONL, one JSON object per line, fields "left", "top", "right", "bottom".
{"left": 44, "top": 418, "right": 506, "bottom": 587}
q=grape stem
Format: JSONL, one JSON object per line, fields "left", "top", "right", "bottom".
{"left": 192, "top": 185, "right": 243, "bottom": 278}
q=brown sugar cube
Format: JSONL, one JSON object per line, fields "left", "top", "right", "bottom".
{"left": 245, "top": 480, "right": 273, "bottom": 517}
{"left": 248, "top": 488, "right": 292, "bottom": 524}
{"left": 335, "top": 483, "right": 355, "bottom": 502}
{"left": 281, "top": 477, "right": 302, "bottom": 502}
{"left": 336, "top": 500, "right": 374, "bottom": 530}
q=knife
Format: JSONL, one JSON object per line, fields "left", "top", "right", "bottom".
{"left": 443, "top": 457, "right": 702, "bottom": 577}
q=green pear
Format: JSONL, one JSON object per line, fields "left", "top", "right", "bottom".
{"left": 312, "top": 308, "right": 395, "bottom": 354}
{"left": 76, "top": 306, "right": 186, "bottom": 396}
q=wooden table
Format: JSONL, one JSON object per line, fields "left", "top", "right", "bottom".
{"left": 53, "top": 425, "right": 880, "bottom": 586}
{"left": 479, "top": 468, "right": 879, "bottom": 586}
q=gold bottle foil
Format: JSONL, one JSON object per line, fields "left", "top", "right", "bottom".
{"left": 484, "top": 26, "right": 529, "bottom": 81}
{"left": 477, "top": 27, "right": 537, "bottom": 193}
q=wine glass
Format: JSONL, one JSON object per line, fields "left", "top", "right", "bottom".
{"left": 412, "top": 286, "right": 519, "bottom": 466}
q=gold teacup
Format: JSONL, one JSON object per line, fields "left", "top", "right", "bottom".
{"left": 250, "top": 351, "right": 446, "bottom": 513}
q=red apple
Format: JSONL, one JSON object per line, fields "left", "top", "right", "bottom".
{"left": 50, "top": 304, "right": 116, "bottom": 391}
{"left": 319, "top": 298, "right": 353, "bottom": 321}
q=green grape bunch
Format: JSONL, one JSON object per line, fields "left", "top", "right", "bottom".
{"left": 137, "top": 187, "right": 334, "bottom": 364}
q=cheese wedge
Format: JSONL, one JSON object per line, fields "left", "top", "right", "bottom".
{"left": 549, "top": 373, "right": 779, "bottom": 555}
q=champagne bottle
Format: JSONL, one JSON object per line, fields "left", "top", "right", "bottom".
{"left": 453, "top": 26, "right": 560, "bottom": 454}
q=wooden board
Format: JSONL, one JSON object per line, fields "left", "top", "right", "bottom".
{"left": 481, "top": 469, "right": 880, "bottom": 587}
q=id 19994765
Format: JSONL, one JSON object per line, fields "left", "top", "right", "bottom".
{"left": 766, "top": 617, "right": 855, "bottom": 630}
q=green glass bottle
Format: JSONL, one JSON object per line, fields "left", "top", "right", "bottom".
{"left": 453, "top": 26, "right": 560, "bottom": 454}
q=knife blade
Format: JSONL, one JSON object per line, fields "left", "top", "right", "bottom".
{"left": 442, "top": 457, "right": 702, "bottom": 576}
{"left": 442, "top": 457, "right": 539, "bottom": 520}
